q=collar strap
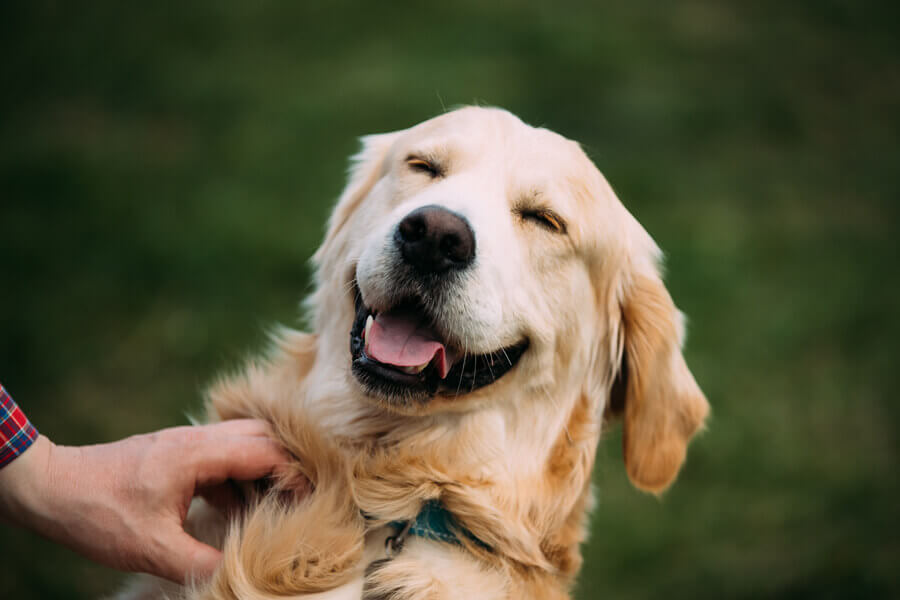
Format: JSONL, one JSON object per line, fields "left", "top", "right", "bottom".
{"left": 389, "top": 500, "right": 491, "bottom": 551}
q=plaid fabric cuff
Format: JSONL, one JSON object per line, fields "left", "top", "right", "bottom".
{"left": 0, "top": 384, "right": 39, "bottom": 469}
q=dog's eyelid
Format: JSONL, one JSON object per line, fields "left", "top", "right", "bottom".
{"left": 405, "top": 154, "right": 443, "bottom": 177}
{"left": 516, "top": 205, "right": 568, "bottom": 234}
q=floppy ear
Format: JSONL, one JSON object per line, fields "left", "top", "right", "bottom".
{"left": 612, "top": 264, "right": 709, "bottom": 494}
{"left": 313, "top": 131, "right": 401, "bottom": 269}
{"left": 308, "top": 131, "right": 403, "bottom": 329}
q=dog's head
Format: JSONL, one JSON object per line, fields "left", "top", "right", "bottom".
{"left": 309, "top": 107, "right": 708, "bottom": 492}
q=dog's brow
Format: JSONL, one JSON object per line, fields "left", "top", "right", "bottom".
{"left": 516, "top": 187, "right": 550, "bottom": 208}
{"left": 406, "top": 145, "right": 450, "bottom": 162}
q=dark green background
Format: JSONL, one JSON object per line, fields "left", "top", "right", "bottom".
{"left": 2, "top": 2, "right": 897, "bottom": 598}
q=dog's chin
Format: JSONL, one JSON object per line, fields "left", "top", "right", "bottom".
{"left": 350, "top": 358, "right": 436, "bottom": 413}
{"left": 349, "top": 285, "right": 529, "bottom": 412}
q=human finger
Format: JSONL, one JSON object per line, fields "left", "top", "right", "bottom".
{"left": 153, "top": 528, "right": 223, "bottom": 584}
{"left": 192, "top": 435, "right": 290, "bottom": 487}
{"left": 200, "top": 418, "right": 276, "bottom": 439}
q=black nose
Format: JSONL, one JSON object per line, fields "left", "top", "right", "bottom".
{"left": 395, "top": 205, "right": 476, "bottom": 274}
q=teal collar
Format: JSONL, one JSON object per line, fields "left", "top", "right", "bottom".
{"left": 388, "top": 500, "right": 491, "bottom": 552}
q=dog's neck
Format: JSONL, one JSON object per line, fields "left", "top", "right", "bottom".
{"left": 297, "top": 345, "right": 601, "bottom": 574}
{"left": 207, "top": 329, "right": 602, "bottom": 577}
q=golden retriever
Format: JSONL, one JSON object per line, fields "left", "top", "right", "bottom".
{"left": 119, "top": 106, "right": 708, "bottom": 600}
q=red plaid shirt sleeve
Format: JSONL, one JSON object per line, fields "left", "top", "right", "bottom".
{"left": 0, "top": 384, "right": 39, "bottom": 468}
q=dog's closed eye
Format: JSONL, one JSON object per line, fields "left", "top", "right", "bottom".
{"left": 517, "top": 207, "right": 567, "bottom": 234}
{"left": 406, "top": 156, "right": 442, "bottom": 178}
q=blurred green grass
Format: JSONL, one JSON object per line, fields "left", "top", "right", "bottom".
{"left": 1, "top": 1, "right": 897, "bottom": 598}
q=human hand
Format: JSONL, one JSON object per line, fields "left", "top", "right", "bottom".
{"left": 0, "top": 420, "right": 291, "bottom": 584}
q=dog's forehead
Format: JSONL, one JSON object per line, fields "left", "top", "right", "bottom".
{"left": 404, "top": 108, "right": 579, "bottom": 159}
{"left": 399, "top": 108, "right": 599, "bottom": 204}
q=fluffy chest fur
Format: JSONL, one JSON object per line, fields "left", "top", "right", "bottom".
{"left": 199, "top": 332, "right": 600, "bottom": 599}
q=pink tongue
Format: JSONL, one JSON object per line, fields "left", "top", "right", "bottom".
{"left": 366, "top": 310, "right": 451, "bottom": 378}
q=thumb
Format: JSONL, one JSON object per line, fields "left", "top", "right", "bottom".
{"left": 155, "top": 530, "right": 223, "bottom": 584}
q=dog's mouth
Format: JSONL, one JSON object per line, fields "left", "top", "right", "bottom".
{"left": 349, "top": 285, "right": 528, "bottom": 402}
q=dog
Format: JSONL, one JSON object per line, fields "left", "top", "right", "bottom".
{"left": 119, "top": 106, "right": 708, "bottom": 600}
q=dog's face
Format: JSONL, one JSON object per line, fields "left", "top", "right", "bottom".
{"left": 341, "top": 108, "right": 608, "bottom": 408}
{"left": 312, "top": 107, "right": 708, "bottom": 492}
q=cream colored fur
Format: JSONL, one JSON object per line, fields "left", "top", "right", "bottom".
{"left": 118, "top": 107, "right": 708, "bottom": 600}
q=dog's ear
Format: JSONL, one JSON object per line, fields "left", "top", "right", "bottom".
{"left": 314, "top": 132, "right": 402, "bottom": 268}
{"left": 611, "top": 260, "right": 709, "bottom": 494}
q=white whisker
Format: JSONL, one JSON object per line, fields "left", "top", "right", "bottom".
{"left": 338, "top": 278, "right": 358, "bottom": 303}
{"left": 455, "top": 336, "right": 468, "bottom": 399}
{"left": 470, "top": 339, "right": 477, "bottom": 394}
{"left": 499, "top": 345, "right": 512, "bottom": 366}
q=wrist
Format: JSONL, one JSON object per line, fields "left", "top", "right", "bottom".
{"left": 0, "top": 434, "right": 55, "bottom": 526}
{"left": 0, "top": 435, "right": 97, "bottom": 557}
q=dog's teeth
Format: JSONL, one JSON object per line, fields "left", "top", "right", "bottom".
{"left": 399, "top": 362, "right": 429, "bottom": 375}
{"left": 364, "top": 315, "right": 373, "bottom": 354}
